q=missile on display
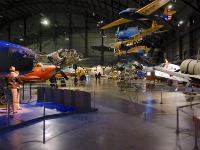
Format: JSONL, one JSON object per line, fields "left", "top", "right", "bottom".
{"left": 180, "top": 59, "right": 200, "bottom": 75}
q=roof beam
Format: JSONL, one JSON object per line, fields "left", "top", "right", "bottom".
{"left": 181, "top": 0, "right": 200, "bottom": 14}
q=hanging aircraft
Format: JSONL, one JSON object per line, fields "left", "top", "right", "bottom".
{"left": 111, "top": 21, "right": 164, "bottom": 50}
{"left": 114, "top": 46, "right": 151, "bottom": 55}
{"left": 100, "top": 0, "right": 176, "bottom": 30}
{"left": 115, "top": 27, "right": 139, "bottom": 40}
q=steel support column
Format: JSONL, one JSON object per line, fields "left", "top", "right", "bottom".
{"left": 69, "top": 13, "right": 72, "bottom": 49}
{"left": 178, "top": 34, "right": 183, "bottom": 60}
{"left": 85, "top": 16, "right": 88, "bottom": 57}
{"left": 126, "top": 0, "right": 129, "bottom": 7}
{"left": 53, "top": 8, "right": 58, "bottom": 50}
{"left": 111, "top": 0, "right": 114, "bottom": 17}
{"left": 100, "top": 31, "right": 104, "bottom": 65}
{"left": 23, "top": 18, "right": 27, "bottom": 46}
{"left": 181, "top": 0, "right": 200, "bottom": 15}
{"left": 189, "top": 17, "right": 195, "bottom": 57}
{"left": 53, "top": 24, "right": 58, "bottom": 50}
{"left": 39, "top": 22, "right": 42, "bottom": 52}
{"left": 7, "top": 24, "right": 11, "bottom": 42}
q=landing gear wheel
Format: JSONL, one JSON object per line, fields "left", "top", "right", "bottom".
{"left": 0, "top": 95, "right": 6, "bottom": 105}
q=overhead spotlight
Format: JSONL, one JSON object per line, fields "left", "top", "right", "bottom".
{"left": 167, "top": 4, "right": 173, "bottom": 9}
{"left": 19, "top": 38, "right": 24, "bottom": 41}
{"left": 39, "top": 13, "right": 45, "bottom": 17}
{"left": 19, "top": 25, "right": 23, "bottom": 28}
{"left": 177, "top": 20, "right": 184, "bottom": 27}
{"left": 97, "top": 20, "right": 104, "bottom": 25}
{"left": 40, "top": 18, "right": 50, "bottom": 26}
{"left": 65, "top": 37, "right": 69, "bottom": 41}
{"left": 179, "top": 20, "right": 184, "bottom": 25}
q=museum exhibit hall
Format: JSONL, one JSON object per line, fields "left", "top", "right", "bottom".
{"left": 0, "top": 0, "right": 200, "bottom": 150}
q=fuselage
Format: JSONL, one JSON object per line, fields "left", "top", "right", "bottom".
{"left": 20, "top": 63, "right": 56, "bottom": 81}
{"left": 116, "top": 27, "right": 139, "bottom": 39}
{"left": 0, "top": 40, "right": 36, "bottom": 72}
{"left": 119, "top": 8, "right": 162, "bottom": 21}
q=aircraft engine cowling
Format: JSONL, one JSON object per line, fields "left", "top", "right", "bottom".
{"left": 180, "top": 59, "right": 200, "bottom": 75}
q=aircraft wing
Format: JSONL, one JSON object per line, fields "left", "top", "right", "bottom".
{"left": 110, "top": 42, "right": 122, "bottom": 49}
{"left": 154, "top": 66, "right": 190, "bottom": 82}
{"left": 20, "top": 75, "right": 41, "bottom": 81}
{"left": 137, "top": 0, "right": 170, "bottom": 16}
{"left": 124, "top": 24, "right": 164, "bottom": 44}
{"left": 101, "top": 18, "right": 131, "bottom": 30}
{"left": 127, "top": 46, "right": 151, "bottom": 54}
{"left": 154, "top": 29, "right": 168, "bottom": 34}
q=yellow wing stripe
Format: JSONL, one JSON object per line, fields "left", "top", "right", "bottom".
{"left": 101, "top": 18, "right": 131, "bottom": 30}
{"left": 137, "top": 0, "right": 170, "bottom": 16}
{"left": 127, "top": 46, "right": 151, "bottom": 54}
{"left": 124, "top": 24, "right": 164, "bottom": 44}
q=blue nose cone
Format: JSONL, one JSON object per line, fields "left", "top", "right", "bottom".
{"left": 119, "top": 8, "right": 137, "bottom": 17}
{"left": 0, "top": 40, "right": 36, "bottom": 72}
{"left": 119, "top": 9, "right": 130, "bottom": 16}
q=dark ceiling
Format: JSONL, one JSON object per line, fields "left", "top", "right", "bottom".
{"left": 0, "top": 0, "right": 199, "bottom": 45}
{"left": 0, "top": 0, "right": 135, "bottom": 26}
{"left": 0, "top": 0, "right": 199, "bottom": 28}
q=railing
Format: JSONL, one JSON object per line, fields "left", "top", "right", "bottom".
{"left": 176, "top": 103, "right": 200, "bottom": 134}
{"left": 117, "top": 80, "right": 165, "bottom": 104}
{"left": 0, "top": 82, "right": 97, "bottom": 144}
{"left": 193, "top": 116, "right": 200, "bottom": 150}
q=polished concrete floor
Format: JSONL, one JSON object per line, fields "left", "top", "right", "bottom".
{"left": 0, "top": 79, "right": 199, "bottom": 150}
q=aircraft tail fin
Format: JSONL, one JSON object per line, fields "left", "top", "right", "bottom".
{"left": 115, "top": 27, "right": 120, "bottom": 38}
{"left": 151, "top": 21, "right": 158, "bottom": 28}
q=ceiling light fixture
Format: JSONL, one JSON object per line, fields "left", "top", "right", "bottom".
{"left": 168, "top": 4, "right": 173, "bottom": 9}
{"left": 40, "top": 18, "right": 50, "bottom": 26}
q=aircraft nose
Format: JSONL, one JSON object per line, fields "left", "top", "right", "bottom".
{"left": 50, "top": 65, "right": 56, "bottom": 72}
{"left": 119, "top": 9, "right": 129, "bottom": 15}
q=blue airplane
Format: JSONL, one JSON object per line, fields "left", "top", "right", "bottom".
{"left": 119, "top": 8, "right": 171, "bottom": 21}
{"left": 0, "top": 40, "right": 37, "bottom": 72}
{"left": 115, "top": 27, "right": 139, "bottom": 40}
{"left": 101, "top": 0, "right": 176, "bottom": 30}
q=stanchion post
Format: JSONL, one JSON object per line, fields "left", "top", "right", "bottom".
{"left": 6, "top": 89, "right": 10, "bottom": 121}
{"left": 160, "top": 89, "right": 163, "bottom": 104}
{"left": 43, "top": 87, "right": 46, "bottom": 144}
{"left": 29, "top": 82, "right": 32, "bottom": 101}
{"left": 194, "top": 118, "right": 199, "bottom": 150}
{"left": 176, "top": 107, "right": 179, "bottom": 134}
{"left": 22, "top": 82, "right": 24, "bottom": 100}
{"left": 94, "top": 91, "right": 96, "bottom": 109}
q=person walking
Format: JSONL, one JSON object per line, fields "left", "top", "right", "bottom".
{"left": 94, "top": 70, "right": 98, "bottom": 82}
{"left": 97, "top": 72, "right": 101, "bottom": 81}
{"left": 6, "top": 66, "right": 22, "bottom": 113}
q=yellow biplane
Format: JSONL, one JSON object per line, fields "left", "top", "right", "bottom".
{"left": 114, "top": 46, "right": 151, "bottom": 56}
{"left": 101, "top": 0, "right": 175, "bottom": 30}
{"left": 110, "top": 21, "right": 164, "bottom": 49}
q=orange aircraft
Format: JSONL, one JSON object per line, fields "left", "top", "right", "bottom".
{"left": 19, "top": 63, "right": 57, "bottom": 81}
